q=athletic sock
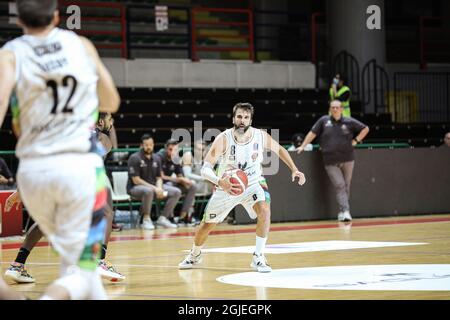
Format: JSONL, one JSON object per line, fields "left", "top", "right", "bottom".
{"left": 192, "top": 244, "right": 202, "bottom": 256}
{"left": 255, "top": 236, "right": 267, "bottom": 256}
{"left": 15, "top": 247, "right": 31, "bottom": 265}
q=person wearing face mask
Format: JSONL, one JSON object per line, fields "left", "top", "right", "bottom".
{"left": 329, "top": 74, "right": 351, "bottom": 117}
{"left": 178, "top": 102, "right": 306, "bottom": 273}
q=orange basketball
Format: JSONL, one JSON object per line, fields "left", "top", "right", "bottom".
{"left": 223, "top": 169, "right": 248, "bottom": 195}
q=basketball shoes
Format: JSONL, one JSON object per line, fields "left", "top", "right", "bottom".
{"left": 251, "top": 253, "right": 272, "bottom": 273}
{"left": 178, "top": 250, "right": 202, "bottom": 269}
{"left": 97, "top": 260, "right": 125, "bottom": 282}
{"left": 4, "top": 262, "right": 35, "bottom": 283}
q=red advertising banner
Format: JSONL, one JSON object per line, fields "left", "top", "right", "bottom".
{"left": 0, "top": 190, "right": 23, "bottom": 237}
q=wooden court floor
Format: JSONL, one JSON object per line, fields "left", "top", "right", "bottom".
{"left": 1, "top": 214, "right": 450, "bottom": 300}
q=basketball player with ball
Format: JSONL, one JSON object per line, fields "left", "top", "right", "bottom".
{"left": 179, "top": 102, "right": 306, "bottom": 272}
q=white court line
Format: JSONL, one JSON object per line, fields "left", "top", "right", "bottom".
{"left": 0, "top": 260, "right": 250, "bottom": 271}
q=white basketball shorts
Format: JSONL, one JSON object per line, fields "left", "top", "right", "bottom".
{"left": 17, "top": 153, "right": 107, "bottom": 272}
{"left": 203, "top": 178, "right": 271, "bottom": 224}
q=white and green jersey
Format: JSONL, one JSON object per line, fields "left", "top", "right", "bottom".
{"left": 3, "top": 28, "right": 99, "bottom": 162}
{"left": 216, "top": 127, "right": 265, "bottom": 186}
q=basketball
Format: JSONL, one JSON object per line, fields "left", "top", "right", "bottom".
{"left": 223, "top": 169, "right": 248, "bottom": 195}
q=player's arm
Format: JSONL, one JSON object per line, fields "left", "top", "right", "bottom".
{"left": 201, "top": 133, "right": 227, "bottom": 186}
{"left": 296, "top": 131, "right": 316, "bottom": 153}
{"left": 0, "top": 50, "right": 16, "bottom": 128}
{"left": 80, "top": 37, "right": 120, "bottom": 114}
{"left": 108, "top": 124, "right": 119, "bottom": 149}
{"left": 352, "top": 126, "right": 369, "bottom": 146}
{"left": 182, "top": 152, "right": 203, "bottom": 182}
{"left": 97, "top": 131, "right": 113, "bottom": 154}
{"left": 263, "top": 131, "right": 306, "bottom": 186}
{"left": 201, "top": 134, "right": 241, "bottom": 194}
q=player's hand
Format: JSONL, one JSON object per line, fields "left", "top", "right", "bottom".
{"left": 352, "top": 139, "right": 358, "bottom": 146}
{"left": 5, "top": 191, "right": 21, "bottom": 212}
{"left": 292, "top": 170, "right": 306, "bottom": 186}
{"left": 178, "top": 177, "right": 193, "bottom": 188}
{"left": 0, "top": 175, "right": 8, "bottom": 184}
{"left": 155, "top": 188, "right": 167, "bottom": 199}
{"left": 296, "top": 146, "right": 304, "bottom": 154}
{"left": 218, "top": 176, "right": 242, "bottom": 195}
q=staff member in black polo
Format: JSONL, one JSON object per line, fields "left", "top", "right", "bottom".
{"left": 297, "top": 100, "right": 369, "bottom": 222}
{"left": 127, "top": 134, "right": 180, "bottom": 229}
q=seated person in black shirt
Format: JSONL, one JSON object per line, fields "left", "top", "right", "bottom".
{"left": 158, "top": 139, "right": 197, "bottom": 226}
{"left": 127, "top": 134, "right": 180, "bottom": 229}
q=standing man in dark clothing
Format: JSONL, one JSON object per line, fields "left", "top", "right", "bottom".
{"left": 127, "top": 134, "right": 179, "bottom": 229}
{"left": 0, "top": 157, "right": 14, "bottom": 190}
{"left": 297, "top": 100, "right": 369, "bottom": 222}
{"left": 157, "top": 139, "right": 197, "bottom": 226}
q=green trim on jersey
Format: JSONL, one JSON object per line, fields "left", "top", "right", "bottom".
{"left": 10, "top": 94, "right": 20, "bottom": 120}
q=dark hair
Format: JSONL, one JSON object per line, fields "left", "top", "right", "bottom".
{"left": 16, "top": 0, "right": 57, "bottom": 28}
{"left": 292, "top": 133, "right": 305, "bottom": 142}
{"left": 232, "top": 102, "right": 254, "bottom": 118}
{"left": 165, "top": 138, "right": 179, "bottom": 148}
{"left": 141, "top": 134, "right": 153, "bottom": 143}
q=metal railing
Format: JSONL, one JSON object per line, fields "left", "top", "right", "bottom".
{"left": 393, "top": 72, "right": 450, "bottom": 123}
{"left": 332, "top": 50, "right": 361, "bottom": 101}
{"left": 361, "top": 59, "right": 390, "bottom": 114}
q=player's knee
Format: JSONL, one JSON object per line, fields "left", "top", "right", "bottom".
{"left": 256, "top": 207, "right": 271, "bottom": 220}
{"left": 142, "top": 187, "right": 155, "bottom": 197}
{"left": 200, "top": 222, "right": 216, "bottom": 232}
{"left": 173, "top": 188, "right": 182, "bottom": 198}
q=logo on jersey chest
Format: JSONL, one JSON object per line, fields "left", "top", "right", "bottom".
{"left": 238, "top": 162, "right": 248, "bottom": 171}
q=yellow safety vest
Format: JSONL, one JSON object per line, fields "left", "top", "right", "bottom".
{"left": 329, "top": 85, "right": 351, "bottom": 117}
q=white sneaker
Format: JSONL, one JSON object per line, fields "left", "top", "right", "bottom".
{"left": 178, "top": 250, "right": 202, "bottom": 269}
{"left": 250, "top": 253, "right": 272, "bottom": 273}
{"left": 342, "top": 210, "right": 352, "bottom": 222}
{"left": 338, "top": 211, "right": 352, "bottom": 222}
{"left": 156, "top": 216, "right": 178, "bottom": 228}
{"left": 4, "top": 262, "right": 35, "bottom": 283}
{"left": 97, "top": 260, "right": 126, "bottom": 282}
{"left": 141, "top": 218, "right": 155, "bottom": 230}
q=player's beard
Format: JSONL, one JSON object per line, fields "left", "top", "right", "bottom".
{"left": 234, "top": 124, "right": 250, "bottom": 135}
